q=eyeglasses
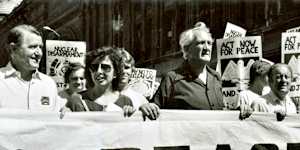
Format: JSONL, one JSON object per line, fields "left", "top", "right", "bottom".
{"left": 90, "top": 64, "right": 113, "bottom": 72}
{"left": 123, "top": 63, "right": 132, "bottom": 70}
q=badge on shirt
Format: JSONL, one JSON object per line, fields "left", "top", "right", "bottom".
{"left": 41, "top": 96, "right": 50, "bottom": 105}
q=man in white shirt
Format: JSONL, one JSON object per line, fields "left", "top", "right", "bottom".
{"left": 252, "top": 63, "right": 297, "bottom": 116}
{"left": 0, "top": 24, "right": 66, "bottom": 111}
{"left": 238, "top": 60, "right": 271, "bottom": 119}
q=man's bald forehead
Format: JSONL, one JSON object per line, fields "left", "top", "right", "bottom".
{"left": 268, "top": 63, "right": 293, "bottom": 78}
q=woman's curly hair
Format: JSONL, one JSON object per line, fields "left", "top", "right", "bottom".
{"left": 85, "top": 46, "right": 124, "bottom": 91}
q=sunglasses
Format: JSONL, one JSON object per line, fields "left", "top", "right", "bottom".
{"left": 90, "top": 64, "right": 113, "bottom": 72}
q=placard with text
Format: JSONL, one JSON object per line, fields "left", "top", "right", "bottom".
{"left": 217, "top": 36, "right": 262, "bottom": 109}
{"left": 281, "top": 33, "right": 300, "bottom": 80}
{"left": 46, "top": 40, "right": 86, "bottom": 91}
{"left": 128, "top": 68, "right": 157, "bottom": 99}
{"left": 223, "top": 22, "right": 247, "bottom": 39}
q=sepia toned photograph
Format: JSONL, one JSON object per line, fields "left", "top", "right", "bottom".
{"left": 0, "top": 0, "right": 300, "bottom": 149}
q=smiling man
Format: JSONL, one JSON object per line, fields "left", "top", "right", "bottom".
{"left": 0, "top": 24, "right": 66, "bottom": 111}
{"left": 252, "top": 63, "right": 297, "bottom": 115}
{"left": 150, "top": 22, "right": 224, "bottom": 110}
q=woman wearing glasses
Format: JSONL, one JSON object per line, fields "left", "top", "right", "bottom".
{"left": 66, "top": 47, "right": 135, "bottom": 116}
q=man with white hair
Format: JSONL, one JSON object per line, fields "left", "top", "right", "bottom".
{"left": 0, "top": 24, "right": 66, "bottom": 111}
{"left": 150, "top": 21, "right": 224, "bottom": 110}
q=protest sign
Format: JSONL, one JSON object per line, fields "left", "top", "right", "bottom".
{"left": 289, "top": 82, "right": 300, "bottom": 113}
{"left": 223, "top": 22, "right": 247, "bottom": 39}
{"left": 152, "top": 81, "right": 160, "bottom": 97}
{"left": 287, "top": 26, "right": 300, "bottom": 33}
{"left": 217, "top": 36, "right": 262, "bottom": 109}
{"left": 128, "top": 68, "right": 157, "bottom": 99}
{"left": 46, "top": 40, "right": 86, "bottom": 91}
{"left": 221, "top": 87, "right": 239, "bottom": 108}
{"left": 1, "top": 110, "right": 300, "bottom": 150}
{"left": 281, "top": 33, "right": 300, "bottom": 79}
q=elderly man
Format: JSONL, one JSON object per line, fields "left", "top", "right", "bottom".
{"left": 150, "top": 22, "right": 224, "bottom": 110}
{"left": 252, "top": 63, "right": 297, "bottom": 116}
{"left": 0, "top": 24, "right": 66, "bottom": 111}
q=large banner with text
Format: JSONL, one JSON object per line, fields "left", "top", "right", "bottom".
{"left": 1, "top": 110, "right": 300, "bottom": 150}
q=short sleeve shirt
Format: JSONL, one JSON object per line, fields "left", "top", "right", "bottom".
{"left": 151, "top": 62, "right": 224, "bottom": 110}
{"left": 236, "top": 90, "right": 262, "bottom": 109}
{"left": 252, "top": 91, "right": 297, "bottom": 114}
{"left": 0, "top": 62, "right": 66, "bottom": 111}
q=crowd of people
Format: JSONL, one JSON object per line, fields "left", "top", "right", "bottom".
{"left": 0, "top": 23, "right": 298, "bottom": 121}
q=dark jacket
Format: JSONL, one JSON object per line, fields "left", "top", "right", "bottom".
{"left": 151, "top": 62, "right": 224, "bottom": 110}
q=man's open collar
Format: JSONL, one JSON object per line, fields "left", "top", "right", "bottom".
{"left": 266, "top": 91, "right": 289, "bottom": 104}
{"left": 4, "top": 62, "right": 41, "bottom": 80}
{"left": 177, "top": 61, "right": 208, "bottom": 80}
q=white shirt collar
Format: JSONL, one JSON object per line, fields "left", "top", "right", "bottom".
{"left": 198, "top": 65, "right": 207, "bottom": 84}
{"left": 267, "top": 90, "right": 290, "bottom": 104}
{"left": 4, "top": 62, "right": 41, "bottom": 80}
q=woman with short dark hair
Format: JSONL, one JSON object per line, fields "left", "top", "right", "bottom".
{"left": 66, "top": 47, "right": 135, "bottom": 116}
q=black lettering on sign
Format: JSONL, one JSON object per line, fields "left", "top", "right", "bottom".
{"left": 297, "top": 43, "right": 300, "bottom": 50}
{"left": 225, "top": 30, "right": 242, "bottom": 38}
{"left": 101, "top": 148, "right": 140, "bottom": 150}
{"left": 287, "top": 143, "right": 300, "bottom": 150}
{"left": 131, "top": 69, "right": 154, "bottom": 80}
{"left": 154, "top": 146, "right": 190, "bottom": 150}
{"left": 223, "top": 90, "right": 236, "bottom": 97}
{"left": 220, "top": 41, "right": 234, "bottom": 56}
{"left": 285, "top": 36, "right": 296, "bottom": 50}
{"left": 251, "top": 144, "right": 278, "bottom": 150}
{"left": 48, "top": 46, "right": 84, "bottom": 57}
{"left": 216, "top": 144, "right": 231, "bottom": 150}
{"left": 56, "top": 82, "right": 66, "bottom": 88}
{"left": 236, "top": 40, "right": 258, "bottom": 55}
{"left": 290, "top": 84, "right": 300, "bottom": 92}
{"left": 291, "top": 97, "right": 300, "bottom": 102}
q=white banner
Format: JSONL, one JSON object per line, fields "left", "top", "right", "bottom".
{"left": 46, "top": 40, "right": 86, "bottom": 91}
{"left": 0, "top": 110, "right": 300, "bottom": 150}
